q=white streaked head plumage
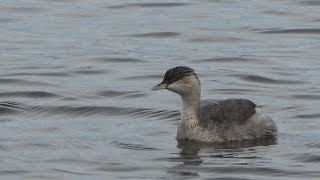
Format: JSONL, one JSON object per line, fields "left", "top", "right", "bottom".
{"left": 152, "top": 66, "right": 200, "bottom": 95}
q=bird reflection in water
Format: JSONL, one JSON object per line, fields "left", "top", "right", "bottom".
{"left": 168, "top": 139, "right": 277, "bottom": 177}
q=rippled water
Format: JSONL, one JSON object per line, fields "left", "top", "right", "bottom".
{"left": 1, "top": 0, "right": 320, "bottom": 179}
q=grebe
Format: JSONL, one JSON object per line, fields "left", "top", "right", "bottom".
{"left": 152, "top": 66, "right": 277, "bottom": 143}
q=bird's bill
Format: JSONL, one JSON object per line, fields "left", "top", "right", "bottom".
{"left": 151, "top": 82, "right": 167, "bottom": 91}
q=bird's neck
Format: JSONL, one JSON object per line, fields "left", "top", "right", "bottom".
{"left": 180, "top": 89, "right": 201, "bottom": 124}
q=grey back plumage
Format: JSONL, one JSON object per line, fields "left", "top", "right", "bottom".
{"left": 200, "top": 99, "right": 257, "bottom": 126}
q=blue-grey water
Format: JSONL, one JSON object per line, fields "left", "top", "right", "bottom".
{"left": 1, "top": 0, "right": 320, "bottom": 179}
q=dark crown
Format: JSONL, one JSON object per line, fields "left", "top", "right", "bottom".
{"left": 162, "top": 66, "right": 196, "bottom": 84}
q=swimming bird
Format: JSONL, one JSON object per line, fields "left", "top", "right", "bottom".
{"left": 152, "top": 66, "right": 277, "bottom": 143}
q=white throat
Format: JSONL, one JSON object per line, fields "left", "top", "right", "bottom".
{"left": 177, "top": 83, "right": 203, "bottom": 141}
{"left": 180, "top": 86, "right": 201, "bottom": 124}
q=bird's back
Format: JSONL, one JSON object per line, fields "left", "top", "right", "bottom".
{"left": 200, "top": 99, "right": 257, "bottom": 125}
{"left": 199, "top": 99, "right": 277, "bottom": 141}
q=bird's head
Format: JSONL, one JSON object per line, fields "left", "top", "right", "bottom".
{"left": 152, "top": 66, "right": 200, "bottom": 96}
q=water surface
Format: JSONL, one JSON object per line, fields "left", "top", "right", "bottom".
{"left": 0, "top": 0, "right": 320, "bottom": 179}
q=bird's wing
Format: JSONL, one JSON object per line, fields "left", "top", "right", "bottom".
{"left": 200, "top": 99, "right": 257, "bottom": 126}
